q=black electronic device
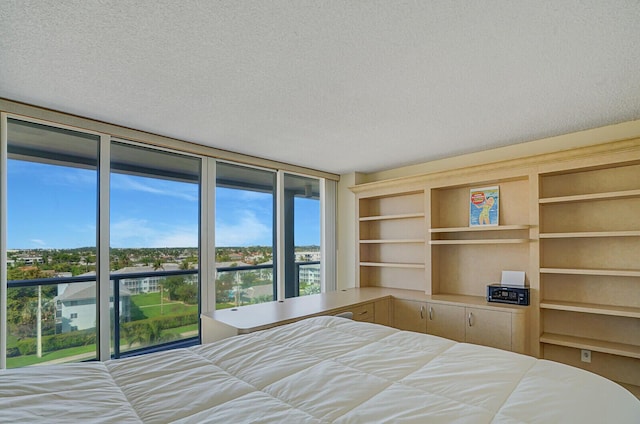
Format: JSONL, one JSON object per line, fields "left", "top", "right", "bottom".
{"left": 486, "top": 284, "right": 529, "bottom": 306}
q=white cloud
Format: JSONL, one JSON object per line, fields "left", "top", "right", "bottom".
{"left": 155, "top": 230, "right": 199, "bottom": 248}
{"left": 110, "top": 218, "right": 198, "bottom": 248}
{"left": 30, "top": 239, "right": 47, "bottom": 247}
{"left": 216, "top": 211, "right": 271, "bottom": 246}
{"left": 112, "top": 175, "right": 198, "bottom": 202}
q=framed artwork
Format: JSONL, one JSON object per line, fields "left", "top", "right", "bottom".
{"left": 469, "top": 186, "right": 499, "bottom": 226}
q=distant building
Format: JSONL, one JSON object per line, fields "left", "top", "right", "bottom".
{"left": 298, "top": 263, "right": 320, "bottom": 286}
{"left": 297, "top": 251, "right": 321, "bottom": 262}
{"left": 55, "top": 279, "right": 131, "bottom": 333}
{"left": 112, "top": 263, "right": 198, "bottom": 295}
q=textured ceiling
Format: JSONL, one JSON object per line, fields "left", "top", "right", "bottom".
{"left": 1, "top": 1, "right": 639, "bottom": 175}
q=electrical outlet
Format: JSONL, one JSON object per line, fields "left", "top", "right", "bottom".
{"left": 581, "top": 349, "right": 592, "bottom": 363}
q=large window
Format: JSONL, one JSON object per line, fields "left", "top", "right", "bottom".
{"left": 110, "top": 141, "right": 201, "bottom": 357}
{"left": 5, "top": 118, "right": 100, "bottom": 367}
{"left": 283, "top": 173, "right": 321, "bottom": 298}
{"left": 215, "top": 162, "right": 276, "bottom": 308}
{"left": 0, "top": 113, "right": 336, "bottom": 368}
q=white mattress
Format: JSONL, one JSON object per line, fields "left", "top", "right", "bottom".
{"left": 1, "top": 316, "right": 638, "bottom": 423}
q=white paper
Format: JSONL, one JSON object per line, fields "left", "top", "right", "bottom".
{"left": 501, "top": 270, "right": 525, "bottom": 287}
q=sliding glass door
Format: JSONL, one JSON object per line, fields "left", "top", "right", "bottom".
{"left": 283, "top": 173, "right": 321, "bottom": 298}
{"left": 215, "top": 162, "right": 276, "bottom": 309}
{"left": 5, "top": 118, "right": 100, "bottom": 367}
{"left": 110, "top": 141, "right": 201, "bottom": 357}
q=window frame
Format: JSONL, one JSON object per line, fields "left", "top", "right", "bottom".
{"left": 0, "top": 112, "right": 337, "bottom": 369}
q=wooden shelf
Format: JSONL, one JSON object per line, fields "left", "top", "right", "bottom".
{"left": 430, "top": 238, "right": 529, "bottom": 245}
{"left": 540, "top": 333, "right": 640, "bottom": 359}
{"left": 540, "top": 230, "right": 640, "bottom": 238}
{"left": 539, "top": 188, "right": 640, "bottom": 204}
{"left": 359, "top": 262, "right": 425, "bottom": 269}
{"left": 429, "top": 225, "right": 529, "bottom": 233}
{"left": 540, "top": 300, "right": 640, "bottom": 319}
{"left": 540, "top": 268, "right": 640, "bottom": 277}
{"left": 360, "top": 213, "right": 425, "bottom": 221}
{"left": 360, "top": 239, "right": 424, "bottom": 244}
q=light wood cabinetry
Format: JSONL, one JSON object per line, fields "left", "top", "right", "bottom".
{"left": 426, "top": 176, "right": 531, "bottom": 354}
{"left": 357, "top": 190, "right": 427, "bottom": 291}
{"left": 538, "top": 161, "right": 640, "bottom": 391}
{"left": 333, "top": 299, "right": 391, "bottom": 324}
{"left": 464, "top": 307, "right": 512, "bottom": 351}
{"left": 355, "top": 177, "right": 532, "bottom": 354}
{"left": 429, "top": 177, "right": 531, "bottom": 298}
{"left": 352, "top": 138, "right": 640, "bottom": 394}
{"left": 201, "top": 288, "right": 395, "bottom": 343}
{"left": 425, "top": 302, "right": 465, "bottom": 342}
{"left": 392, "top": 298, "right": 428, "bottom": 333}
{"left": 392, "top": 297, "right": 526, "bottom": 352}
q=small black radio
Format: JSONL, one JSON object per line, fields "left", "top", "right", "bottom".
{"left": 486, "top": 284, "right": 529, "bottom": 306}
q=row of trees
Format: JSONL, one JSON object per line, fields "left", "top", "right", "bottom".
{"left": 7, "top": 267, "right": 57, "bottom": 340}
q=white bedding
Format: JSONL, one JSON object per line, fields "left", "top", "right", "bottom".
{"left": 1, "top": 316, "right": 638, "bottom": 423}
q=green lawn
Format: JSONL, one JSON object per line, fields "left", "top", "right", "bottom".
{"left": 8, "top": 323, "right": 200, "bottom": 368}
{"left": 139, "top": 302, "right": 198, "bottom": 318}
{"left": 130, "top": 291, "right": 162, "bottom": 307}
{"left": 7, "top": 292, "right": 199, "bottom": 368}
{"left": 7, "top": 344, "right": 96, "bottom": 368}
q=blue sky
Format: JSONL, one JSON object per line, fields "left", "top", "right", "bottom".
{"left": 7, "top": 160, "right": 320, "bottom": 249}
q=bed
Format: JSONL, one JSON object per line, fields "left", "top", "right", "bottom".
{"left": 1, "top": 316, "right": 638, "bottom": 423}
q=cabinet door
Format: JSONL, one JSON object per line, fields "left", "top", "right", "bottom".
{"left": 374, "top": 298, "right": 390, "bottom": 326}
{"left": 426, "top": 303, "right": 465, "bottom": 342}
{"left": 393, "top": 299, "right": 427, "bottom": 333}
{"left": 465, "top": 307, "right": 512, "bottom": 351}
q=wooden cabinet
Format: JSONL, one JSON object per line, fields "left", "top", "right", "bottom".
{"left": 538, "top": 161, "right": 640, "bottom": 392}
{"left": 333, "top": 302, "right": 375, "bottom": 322}
{"left": 425, "top": 302, "right": 465, "bottom": 342}
{"left": 392, "top": 299, "right": 427, "bottom": 333}
{"left": 465, "top": 307, "right": 512, "bottom": 351}
{"left": 333, "top": 298, "right": 391, "bottom": 325}
{"left": 373, "top": 298, "right": 390, "bottom": 326}
{"left": 392, "top": 298, "right": 525, "bottom": 352}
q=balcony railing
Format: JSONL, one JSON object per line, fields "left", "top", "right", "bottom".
{"left": 5, "top": 261, "right": 320, "bottom": 367}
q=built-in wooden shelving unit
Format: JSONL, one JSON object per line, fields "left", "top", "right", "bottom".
{"left": 428, "top": 177, "right": 531, "bottom": 300}
{"left": 356, "top": 190, "right": 427, "bottom": 291}
{"left": 352, "top": 138, "right": 640, "bottom": 395}
{"left": 538, "top": 160, "right": 640, "bottom": 393}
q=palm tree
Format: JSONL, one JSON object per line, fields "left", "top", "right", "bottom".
{"left": 152, "top": 259, "right": 164, "bottom": 271}
{"left": 123, "top": 324, "right": 147, "bottom": 349}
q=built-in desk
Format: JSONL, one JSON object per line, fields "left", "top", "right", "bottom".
{"left": 201, "top": 287, "right": 528, "bottom": 353}
{"left": 201, "top": 287, "right": 397, "bottom": 343}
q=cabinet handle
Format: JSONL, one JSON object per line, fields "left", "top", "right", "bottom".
{"left": 420, "top": 305, "right": 425, "bottom": 319}
{"left": 468, "top": 312, "right": 473, "bottom": 327}
{"left": 358, "top": 311, "right": 368, "bottom": 315}
{"left": 429, "top": 306, "right": 433, "bottom": 321}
